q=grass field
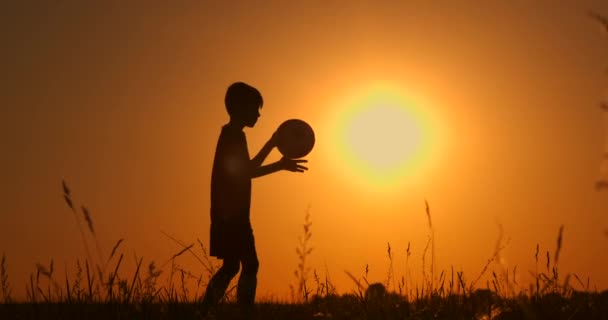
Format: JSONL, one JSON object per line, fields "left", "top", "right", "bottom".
{"left": 1, "top": 290, "right": 607, "bottom": 319}
{"left": 1, "top": 182, "right": 607, "bottom": 319}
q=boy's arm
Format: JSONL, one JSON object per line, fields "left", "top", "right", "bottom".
{"left": 249, "top": 137, "right": 275, "bottom": 172}
{"left": 252, "top": 158, "right": 308, "bottom": 178}
{"left": 252, "top": 161, "right": 283, "bottom": 178}
{"left": 249, "top": 132, "right": 308, "bottom": 178}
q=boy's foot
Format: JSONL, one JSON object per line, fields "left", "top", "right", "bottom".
{"left": 237, "top": 303, "right": 257, "bottom": 320}
{"left": 198, "top": 301, "right": 216, "bottom": 319}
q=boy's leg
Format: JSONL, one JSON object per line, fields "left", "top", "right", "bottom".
{"left": 201, "top": 258, "right": 240, "bottom": 310}
{"left": 236, "top": 236, "right": 259, "bottom": 307}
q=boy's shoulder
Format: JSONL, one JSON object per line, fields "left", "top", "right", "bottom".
{"left": 220, "top": 124, "right": 246, "bottom": 140}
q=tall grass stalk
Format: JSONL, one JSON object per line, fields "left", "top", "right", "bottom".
{"left": 534, "top": 244, "right": 540, "bottom": 297}
{"left": 80, "top": 205, "right": 106, "bottom": 280}
{"left": 107, "top": 253, "right": 124, "bottom": 301}
{"left": 292, "top": 207, "right": 313, "bottom": 303}
{"left": 385, "top": 242, "right": 395, "bottom": 291}
{"left": 108, "top": 239, "right": 124, "bottom": 264}
{"left": 554, "top": 225, "right": 564, "bottom": 267}
{"left": 1, "top": 252, "right": 11, "bottom": 303}
{"left": 421, "top": 236, "right": 431, "bottom": 295}
{"left": 85, "top": 260, "right": 93, "bottom": 301}
{"left": 64, "top": 266, "right": 71, "bottom": 303}
{"left": 196, "top": 238, "right": 218, "bottom": 277}
{"left": 62, "top": 180, "right": 95, "bottom": 269}
{"left": 126, "top": 257, "right": 143, "bottom": 303}
{"left": 344, "top": 269, "right": 366, "bottom": 302}
{"left": 424, "top": 200, "right": 435, "bottom": 294}
{"left": 404, "top": 242, "right": 411, "bottom": 299}
{"left": 324, "top": 263, "right": 336, "bottom": 297}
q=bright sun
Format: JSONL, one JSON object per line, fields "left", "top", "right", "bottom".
{"left": 330, "top": 85, "right": 435, "bottom": 189}
{"left": 345, "top": 104, "right": 420, "bottom": 171}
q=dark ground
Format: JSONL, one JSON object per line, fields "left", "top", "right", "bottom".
{"left": 1, "top": 291, "right": 607, "bottom": 320}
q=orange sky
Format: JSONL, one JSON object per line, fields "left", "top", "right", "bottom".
{"left": 2, "top": 1, "right": 608, "bottom": 300}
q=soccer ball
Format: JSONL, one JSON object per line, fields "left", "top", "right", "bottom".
{"left": 276, "top": 119, "right": 315, "bottom": 159}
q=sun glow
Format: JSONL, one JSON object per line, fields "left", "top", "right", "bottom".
{"left": 329, "top": 84, "right": 437, "bottom": 190}
{"left": 345, "top": 104, "right": 420, "bottom": 171}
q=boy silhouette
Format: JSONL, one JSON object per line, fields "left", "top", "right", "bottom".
{"left": 201, "top": 82, "right": 308, "bottom": 316}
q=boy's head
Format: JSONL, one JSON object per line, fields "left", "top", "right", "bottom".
{"left": 225, "top": 82, "right": 264, "bottom": 128}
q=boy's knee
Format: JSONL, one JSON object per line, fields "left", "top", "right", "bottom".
{"left": 221, "top": 260, "right": 241, "bottom": 277}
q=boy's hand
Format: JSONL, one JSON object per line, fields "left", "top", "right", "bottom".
{"left": 279, "top": 157, "right": 308, "bottom": 172}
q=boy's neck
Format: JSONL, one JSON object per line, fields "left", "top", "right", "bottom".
{"left": 227, "top": 120, "right": 245, "bottom": 131}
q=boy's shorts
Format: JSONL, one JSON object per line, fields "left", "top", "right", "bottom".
{"left": 209, "top": 220, "right": 255, "bottom": 259}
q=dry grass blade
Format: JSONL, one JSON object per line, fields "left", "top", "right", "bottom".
{"left": 64, "top": 267, "right": 71, "bottom": 304}
{"left": 173, "top": 244, "right": 194, "bottom": 259}
{"left": 96, "top": 265, "right": 104, "bottom": 289}
{"left": 62, "top": 180, "right": 73, "bottom": 209}
{"left": 29, "top": 274, "right": 36, "bottom": 303}
{"left": 554, "top": 225, "right": 564, "bottom": 265}
{"left": 421, "top": 236, "right": 430, "bottom": 289}
{"left": 293, "top": 208, "right": 313, "bottom": 302}
{"left": 471, "top": 224, "right": 508, "bottom": 289}
{"left": 81, "top": 206, "right": 95, "bottom": 235}
{"left": 424, "top": 199, "right": 432, "bottom": 229}
{"left": 386, "top": 242, "right": 395, "bottom": 291}
{"left": 108, "top": 239, "right": 124, "bottom": 263}
{"left": 62, "top": 179, "right": 71, "bottom": 196}
{"left": 85, "top": 260, "right": 93, "bottom": 301}
{"left": 79, "top": 204, "right": 105, "bottom": 278}
{"left": 573, "top": 274, "right": 585, "bottom": 290}
{"left": 107, "top": 254, "right": 124, "bottom": 300}
{"left": 196, "top": 238, "right": 217, "bottom": 275}
{"left": 457, "top": 271, "right": 466, "bottom": 294}
{"left": 36, "top": 262, "right": 52, "bottom": 279}
{"left": 424, "top": 200, "right": 435, "bottom": 294}
{"left": 1, "top": 252, "right": 11, "bottom": 302}
{"left": 160, "top": 231, "right": 205, "bottom": 268}
{"left": 63, "top": 194, "right": 74, "bottom": 210}
{"left": 127, "top": 258, "right": 143, "bottom": 303}
{"left": 344, "top": 270, "right": 365, "bottom": 300}
{"left": 60, "top": 181, "right": 94, "bottom": 269}
{"left": 562, "top": 274, "right": 571, "bottom": 295}
{"left": 404, "top": 242, "right": 411, "bottom": 297}
{"left": 37, "top": 287, "right": 49, "bottom": 302}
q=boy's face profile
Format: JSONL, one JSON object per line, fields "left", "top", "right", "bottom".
{"left": 239, "top": 103, "right": 261, "bottom": 128}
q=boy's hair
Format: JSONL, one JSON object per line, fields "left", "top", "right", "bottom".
{"left": 225, "top": 82, "right": 264, "bottom": 117}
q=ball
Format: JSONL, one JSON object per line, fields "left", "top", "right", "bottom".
{"left": 276, "top": 119, "right": 315, "bottom": 159}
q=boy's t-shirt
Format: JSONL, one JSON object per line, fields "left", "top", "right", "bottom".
{"left": 209, "top": 124, "right": 252, "bottom": 257}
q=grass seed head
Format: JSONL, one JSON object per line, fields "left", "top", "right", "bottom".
{"left": 81, "top": 206, "right": 95, "bottom": 235}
